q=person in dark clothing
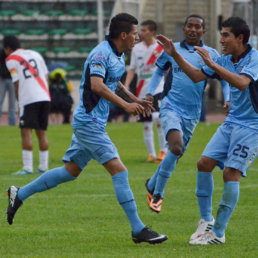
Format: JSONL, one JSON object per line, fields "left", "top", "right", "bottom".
{"left": 0, "top": 48, "right": 16, "bottom": 125}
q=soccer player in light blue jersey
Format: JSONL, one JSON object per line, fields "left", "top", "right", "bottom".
{"left": 145, "top": 15, "right": 230, "bottom": 213}
{"left": 6, "top": 13, "right": 168, "bottom": 245}
{"left": 157, "top": 16, "right": 258, "bottom": 245}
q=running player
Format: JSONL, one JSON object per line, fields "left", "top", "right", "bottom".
{"left": 145, "top": 14, "right": 230, "bottom": 213}
{"left": 6, "top": 13, "right": 168, "bottom": 245}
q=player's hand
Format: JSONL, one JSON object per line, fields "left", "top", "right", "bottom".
{"left": 146, "top": 94, "right": 154, "bottom": 103}
{"left": 157, "top": 34, "right": 176, "bottom": 57}
{"left": 194, "top": 46, "right": 216, "bottom": 68}
{"left": 124, "top": 102, "right": 145, "bottom": 116}
{"left": 223, "top": 101, "right": 230, "bottom": 116}
{"left": 138, "top": 98, "right": 155, "bottom": 117}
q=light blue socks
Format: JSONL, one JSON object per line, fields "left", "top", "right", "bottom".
{"left": 112, "top": 171, "right": 145, "bottom": 235}
{"left": 152, "top": 151, "right": 178, "bottom": 197}
{"left": 18, "top": 166, "right": 76, "bottom": 201}
{"left": 196, "top": 170, "right": 214, "bottom": 222}
{"left": 213, "top": 181, "right": 240, "bottom": 237}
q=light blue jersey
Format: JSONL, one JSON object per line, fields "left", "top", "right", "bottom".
{"left": 202, "top": 45, "right": 258, "bottom": 130}
{"left": 154, "top": 41, "right": 229, "bottom": 119}
{"left": 72, "top": 40, "right": 125, "bottom": 127}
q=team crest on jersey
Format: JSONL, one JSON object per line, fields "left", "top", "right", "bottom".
{"left": 92, "top": 63, "right": 103, "bottom": 69}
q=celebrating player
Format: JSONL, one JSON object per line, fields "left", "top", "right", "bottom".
{"left": 145, "top": 14, "right": 230, "bottom": 213}
{"left": 6, "top": 13, "right": 168, "bottom": 245}
{"left": 157, "top": 16, "right": 258, "bottom": 244}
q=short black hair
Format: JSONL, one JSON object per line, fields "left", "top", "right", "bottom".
{"left": 109, "top": 13, "right": 138, "bottom": 39}
{"left": 184, "top": 14, "right": 206, "bottom": 29}
{"left": 141, "top": 20, "right": 157, "bottom": 32}
{"left": 3, "top": 35, "right": 21, "bottom": 50}
{"left": 222, "top": 17, "right": 250, "bottom": 44}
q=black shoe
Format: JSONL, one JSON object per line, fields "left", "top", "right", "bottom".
{"left": 132, "top": 227, "right": 168, "bottom": 244}
{"left": 7, "top": 186, "right": 23, "bottom": 225}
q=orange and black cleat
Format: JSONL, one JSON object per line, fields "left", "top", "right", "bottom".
{"left": 145, "top": 178, "right": 153, "bottom": 205}
{"left": 155, "top": 151, "right": 166, "bottom": 164}
{"left": 149, "top": 194, "right": 163, "bottom": 213}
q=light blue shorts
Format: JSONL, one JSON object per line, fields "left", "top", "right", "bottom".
{"left": 63, "top": 122, "right": 119, "bottom": 170}
{"left": 159, "top": 109, "right": 199, "bottom": 154}
{"left": 202, "top": 122, "right": 258, "bottom": 177}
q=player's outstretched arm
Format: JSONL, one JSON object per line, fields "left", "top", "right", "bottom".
{"left": 157, "top": 34, "right": 207, "bottom": 83}
{"left": 195, "top": 46, "right": 251, "bottom": 90}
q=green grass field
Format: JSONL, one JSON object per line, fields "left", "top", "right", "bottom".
{"left": 0, "top": 122, "right": 257, "bottom": 257}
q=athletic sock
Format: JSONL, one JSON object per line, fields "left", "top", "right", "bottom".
{"left": 143, "top": 122, "right": 156, "bottom": 157}
{"left": 196, "top": 170, "right": 214, "bottom": 222}
{"left": 18, "top": 166, "right": 76, "bottom": 201}
{"left": 153, "top": 151, "right": 178, "bottom": 197}
{"left": 22, "top": 150, "right": 33, "bottom": 172}
{"left": 152, "top": 112, "right": 166, "bottom": 152}
{"left": 38, "top": 150, "right": 49, "bottom": 171}
{"left": 213, "top": 181, "right": 239, "bottom": 237}
{"left": 112, "top": 171, "right": 145, "bottom": 235}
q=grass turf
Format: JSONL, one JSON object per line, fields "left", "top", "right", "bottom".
{"left": 0, "top": 122, "right": 257, "bottom": 257}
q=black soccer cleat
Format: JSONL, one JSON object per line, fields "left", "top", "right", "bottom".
{"left": 7, "top": 186, "right": 23, "bottom": 225}
{"left": 132, "top": 227, "right": 168, "bottom": 244}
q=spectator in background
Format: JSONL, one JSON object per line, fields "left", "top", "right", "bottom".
{"left": 124, "top": 20, "right": 167, "bottom": 163}
{"left": 0, "top": 48, "right": 16, "bottom": 125}
{"left": 49, "top": 68, "right": 73, "bottom": 124}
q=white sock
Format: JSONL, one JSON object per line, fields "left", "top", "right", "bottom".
{"left": 153, "top": 112, "right": 167, "bottom": 152}
{"left": 22, "top": 150, "right": 33, "bottom": 172}
{"left": 143, "top": 122, "right": 156, "bottom": 157}
{"left": 39, "top": 150, "right": 49, "bottom": 171}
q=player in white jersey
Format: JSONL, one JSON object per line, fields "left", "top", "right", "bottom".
{"left": 157, "top": 17, "right": 258, "bottom": 245}
{"left": 125, "top": 20, "right": 167, "bottom": 163}
{"left": 4, "top": 35, "right": 50, "bottom": 175}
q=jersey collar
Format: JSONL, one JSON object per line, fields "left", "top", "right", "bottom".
{"left": 106, "top": 37, "right": 122, "bottom": 57}
{"left": 230, "top": 44, "right": 252, "bottom": 63}
{"left": 180, "top": 40, "right": 204, "bottom": 50}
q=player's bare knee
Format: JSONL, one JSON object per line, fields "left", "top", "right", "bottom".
{"left": 65, "top": 162, "right": 82, "bottom": 177}
{"left": 223, "top": 168, "right": 241, "bottom": 182}
{"left": 169, "top": 144, "right": 183, "bottom": 156}
{"left": 197, "top": 157, "right": 210, "bottom": 171}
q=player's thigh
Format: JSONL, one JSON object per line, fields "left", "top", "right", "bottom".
{"left": 202, "top": 123, "right": 232, "bottom": 170}
{"left": 226, "top": 125, "right": 258, "bottom": 177}
{"left": 73, "top": 123, "right": 120, "bottom": 166}
{"left": 63, "top": 133, "right": 91, "bottom": 171}
{"left": 38, "top": 101, "right": 50, "bottom": 130}
{"left": 19, "top": 103, "right": 37, "bottom": 128}
{"left": 160, "top": 109, "right": 183, "bottom": 140}
{"left": 180, "top": 117, "right": 199, "bottom": 154}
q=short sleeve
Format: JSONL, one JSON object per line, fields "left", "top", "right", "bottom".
{"left": 156, "top": 51, "right": 171, "bottom": 71}
{"left": 6, "top": 59, "right": 19, "bottom": 83}
{"left": 89, "top": 50, "right": 108, "bottom": 79}
{"left": 239, "top": 51, "right": 258, "bottom": 82}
